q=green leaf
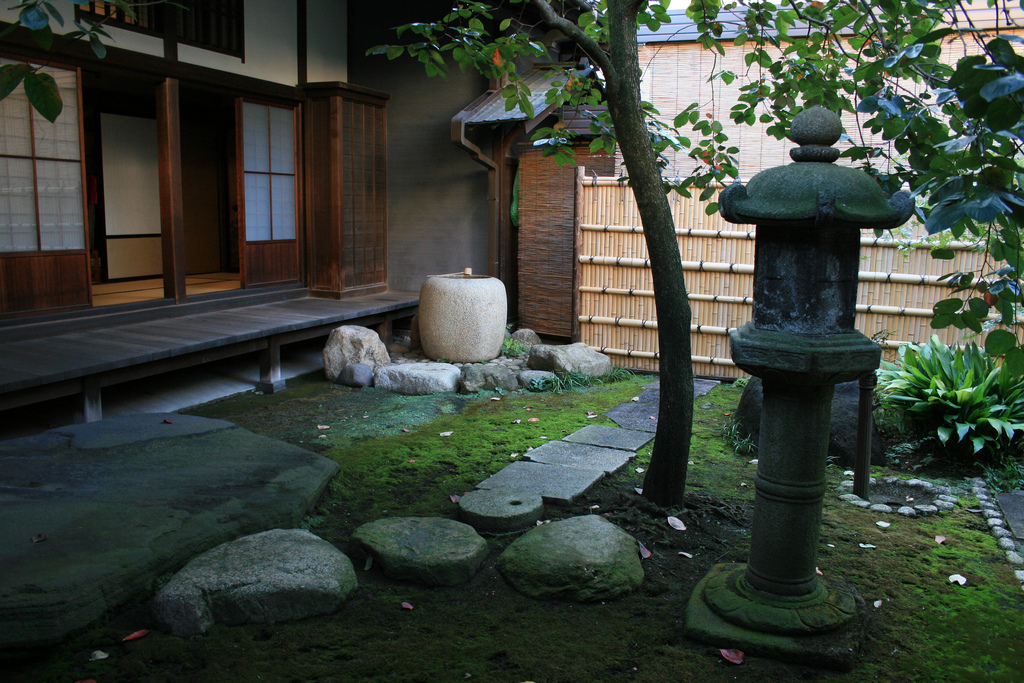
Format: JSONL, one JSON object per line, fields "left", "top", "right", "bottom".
{"left": 19, "top": 5, "right": 48, "bottom": 31}
{"left": 30, "top": 25, "right": 53, "bottom": 50}
{"left": 979, "top": 73, "right": 1024, "bottom": 102}
{"left": 986, "top": 329, "right": 1018, "bottom": 356}
{"left": 88, "top": 32, "right": 106, "bottom": 59}
{"left": 0, "top": 63, "right": 33, "bottom": 101}
{"left": 386, "top": 45, "right": 404, "bottom": 60}
{"left": 499, "top": 18, "right": 511, "bottom": 31}
{"left": 931, "top": 247, "right": 955, "bottom": 260}
{"left": 24, "top": 71, "right": 62, "bottom": 123}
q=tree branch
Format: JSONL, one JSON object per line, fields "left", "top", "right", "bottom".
{"left": 528, "top": 0, "right": 617, "bottom": 83}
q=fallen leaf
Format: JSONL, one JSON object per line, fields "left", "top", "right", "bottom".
{"left": 906, "top": 496, "right": 915, "bottom": 502}
{"left": 748, "top": 459, "right": 758, "bottom": 464}
{"left": 967, "top": 508, "right": 982, "bottom": 513}
{"left": 859, "top": 543, "right": 876, "bottom": 549}
{"left": 816, "top": 567, "right": 824, "bottom": 575}
{"left": 876, "top": 521, "right": 891, "bottom": 528}
{"left": 678, "top": 551, "right": 693, "bottom": 558}
{"left": 843, "top": 470, "right": 854, "bottom": 476}
{"left": 407, "top": 459, "right": 416, "bottom": 463}
{"left": 510, "top": 453, "right": 520, "bottom": 458}
{"left": 719, "top": 648, "right": 745, "bottom": 665}
{"left": 634, "top": 487, "right": 643, "bottom": 494}
{"left": 439, "top": 431, "right": 454, "bottom": 437}
{"left": 635, "top": 467, "right": 645, "bottom": 474}
{"left": 512, "top": 419, "right": 522, "bottom": 424}
{"left": 402, "top": 428, "right": 410, "bottom": 433}
{"left": 667, "top": 516, "right": 687, "bottom": 531}
{"left": 638, "top": 541, "right": 652, "bottom": 559}
{"left": 122, "top": 629, "right": 149, "bottom": 642}
{"left": 364, "top": 556, "right": 373, "bottom": 570}
{"left": 400, "top": 602, "right": 414, "bottom": 610}
{"left": 827, "top": 543, "right": 836, "bottom": 548}
{"left": 450, "top": 494, "right": 461, "bottom": 503}
{"left": 949, "top": 574, "right": 967, "bottom": 586}
{"left": 631, "top": 396, "right": 639, "bottom": 402}
{"left": 590, "top": 504, "right": 600, "bottom": 510}
{"left": 490, "top": 396, "right": 501, "bottom": 401}
{"left": 935, "top": 535, "right": 946, "bottom": 544}
{"left": 739, "top": 482, "right": 748, "bottom": 487}
{"left": 89, "top": 650, "right": 108, "bottom": 661}
{"left": 527, "top": 417, "right": 540, "bottom": 422}
{"left": 649, "top": 415, "right": 656, "bottom": 420}
{"left": 318, "top": 434, "right": 327, "bottom": 439}
{"left": 724, "top": 412, "right": 731, "bottom": 416}
{"left": 162, "top": 419, "right": 173, "bottom": 424}
{"left": 317, "top": 424, "right": 330, "bottom": 430}
{"left": 526, "top": 406, "right": 533, "bottom": 411}
{"left": 31, "top": 533, "right": 48, "bottom": 543}
{"left": 873, "top": 599, "right": 883, "bottom": 608}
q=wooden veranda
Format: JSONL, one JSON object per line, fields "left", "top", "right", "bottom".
{"left": 0, "top": 290, "right": 418, "bottom": 423}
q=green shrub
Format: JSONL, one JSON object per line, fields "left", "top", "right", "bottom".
{"left": 527, "top": 367, "right": 634, "bottom": 393}
{"left": 876, "top": 335, "right": 1024, "bottom": 460}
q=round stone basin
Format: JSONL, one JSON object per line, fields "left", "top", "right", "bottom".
{"left": 419, "top": 273, "right": 507, "bottom": 363}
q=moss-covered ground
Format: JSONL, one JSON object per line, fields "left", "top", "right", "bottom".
{"left": 4, "top": 375, "right": 1023, "bottom": 682}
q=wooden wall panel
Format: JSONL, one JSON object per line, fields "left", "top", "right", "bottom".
{"left": 304, "top": 83, "right": 388, "bottom": 298}
{"left": 244, "top": 240, "right": 299, "bottom": 287}
{"left": 0, "top": 252, "right": 91, "bottom": 317}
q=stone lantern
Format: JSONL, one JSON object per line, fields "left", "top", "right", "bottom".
{"left": 682, "top": 107, "right": 913, "bottom": 669}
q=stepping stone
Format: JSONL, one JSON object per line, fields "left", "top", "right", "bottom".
{"left": 997, "top": 491, "right": 1024, "bottom": 540}
{"left": 694, "top": 379, "right": 719, "bottom": 396}
{"left": 636, "top": 389, "right": 660, "bottom": 403}
{"left": 564, "top": 424, "right": 653, "bottom": 452}
{"left": 152, "top": 528, "right": 357, "bottom": 637}
{"left": 497, "top": 515, "right": 644, "bottom": 601}
{"left": 458, "top": 488, "right": 544, "bottom": 532}
{"left": 606, "top": 402, "right": 659, "bottom": 432}
{"left": 476, "top": 460, "right": 604, "bottom": 505}
{"left": 350, "top": 517, "right": 488, "bottom": 586}
{"left": 525, "top": 440, "right": 633, "bottom": 475}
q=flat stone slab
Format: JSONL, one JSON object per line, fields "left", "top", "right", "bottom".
{"left": 152, "top": 529, "right": 357, "bottom": 637}
{"left": 636, "top": 389, "right": 660, "bottom": 403}
{"left": 997, "top": 491, "right": 1024, "bottom": 540}
{"left": 525, "top": 440, "right": 634, "bottom": 475}
{"left": 564, "top": 425, "right": 653, "bottom": 452}
{"left": 351, "top": 517, "right": 488, "bottom": 586}
{"left": 458, "top": 487, "right": 544, "bottom": 532}
{"left": 476, "top": 460, "right": 604, "bottom": 505}
{"left": 606, "top": 402, "right": 660, "bottom": 432}
{"left": 0, "top": 413, "right": 339, "bottom": 652}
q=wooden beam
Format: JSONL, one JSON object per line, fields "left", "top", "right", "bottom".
{"left": 257, "top": 336, "right": 286, "bottom": 394}
{"left": 74, "top": 376, "right": 102, "bottom": 423}
{"left": 156, "top": 78, "right": 186, "bottom": 303}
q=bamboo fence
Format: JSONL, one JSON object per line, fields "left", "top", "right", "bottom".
{"left": 577, "top": 178, "right": 988, "bottom": 377}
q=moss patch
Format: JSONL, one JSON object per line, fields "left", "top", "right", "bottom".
{"left": 5, "top": 375, "right": 1024, "bottom": 682}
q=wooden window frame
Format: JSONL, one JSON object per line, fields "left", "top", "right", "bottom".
{"left": 77, "top": 1, "right": 245, "bottom": 59}
{"left": 0, "top": 58, "right": 88, "bottom": 256}
{"left": 238, "top": 99, "right": 299, "bottom": 244}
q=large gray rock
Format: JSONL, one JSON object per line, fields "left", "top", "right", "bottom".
{"left": 0, "top": 414, "right": 339, "bottom": 652}
{"left": 511, "top": 328, "right": 542, "bottom": 347}
{"left": 339, "top": 362, "right": 374, "bottom": 388}
{"left": 459, "top": 363, "right": 520, "bottom": 393}
{"left": 497, "top": 515, "right": 643, "bottom": 601}
{"left": 518, "top": 369, "right": 557, "bottom": 389}
{"left": 351, "top": 517, "right": 488, "bottom": 586}
{"left": 323, "top": 325, "right": 391, "bottom": 382}
{"left": 152, "top": 529, "right": 357, "bottom": 637}
{"left": 527, "top": 343, "right": 612, "bottom": 377}
{"left": 735, "top": 376, "right": 884, "bottom": 467}
{"left": 375, "top": 363, "right": 461, "bottom": 395}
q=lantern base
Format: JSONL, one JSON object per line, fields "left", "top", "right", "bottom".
{"left": 684, "top": 563, "right": 867, "bottom": 671}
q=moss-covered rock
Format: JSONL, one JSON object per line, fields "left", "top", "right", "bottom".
{"left": 497, "top": 515, "right": 643, "bottom": 601}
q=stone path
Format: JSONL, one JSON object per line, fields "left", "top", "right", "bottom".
{"left": 474, "top": 379, "right": 718, "bottom": 505}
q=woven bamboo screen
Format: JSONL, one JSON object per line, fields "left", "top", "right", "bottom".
{"left": 518, "top": 147, "right": 615, "bottom": 338}
{"left": 578, "top": 178, "right": 987, "bottom": 377}
{"left": 635, "top": 31, "right": 1023, "bottom": 183}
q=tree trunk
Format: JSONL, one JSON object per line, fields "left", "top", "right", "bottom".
{"left": 605, "top": 0, "right": 694, "bottom": 507}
